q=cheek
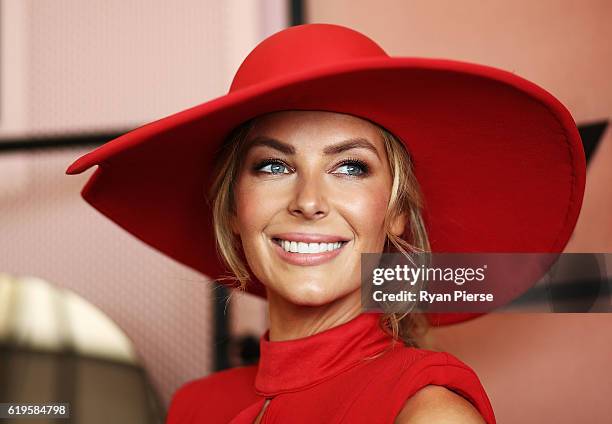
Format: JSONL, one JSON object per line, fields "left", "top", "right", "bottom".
{"left": 336, "top": 185, "right": 390, "bottom": 252}
{"left": 233, "top": 178, "right": 283, "bottom": 238}
{"left": 335, "top": 182, "right": 390, "bottom": 242}
{"left": 234, "top": 182, "right": 261, "bottom": 236}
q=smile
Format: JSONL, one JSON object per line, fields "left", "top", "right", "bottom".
{"left": 272, "top": 239, "right": 346, "bottom": 254}
{"left": 269, "top": 233, "right": 351, "bottom": 266}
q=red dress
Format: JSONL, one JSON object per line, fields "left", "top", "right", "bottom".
{"left": 166, "top": 312, "right": 496, "bottom": 423}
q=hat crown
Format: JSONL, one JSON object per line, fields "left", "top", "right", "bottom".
{"left": 229, "top": 24, "right": 388, "bottom": 92}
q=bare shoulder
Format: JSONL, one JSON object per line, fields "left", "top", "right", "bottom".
{"left": 394, "top": 385, "right": 486, "bottom": 424}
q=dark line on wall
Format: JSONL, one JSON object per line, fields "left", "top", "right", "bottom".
{"left": 578, "top": 120, "right": 608, "bottom": 163}
{"left": 0, "top": 131, "right": 128, "bottom": 152}
{"left": 213, "top": 282, "right": 232, "bottom": 371}
{"left": 289, "top": 0, "right": 305, "bottom": 26}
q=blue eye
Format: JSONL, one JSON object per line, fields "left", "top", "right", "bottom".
{"left": 257, "top": 160, "right": 290, "bottom": 175}
{"left": 332, "top": 160, "right": 368, "bottom": 177}
{"left": 253, "top": 158, "right": 368, "bottom": 177}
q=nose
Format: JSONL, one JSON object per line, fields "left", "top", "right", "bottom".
{"left": 288, "top": 171, "right": 329, "bottom": 220}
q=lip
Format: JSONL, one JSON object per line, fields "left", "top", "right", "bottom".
{"left": 269, "top": 235, "right": 351, "bottom": 266}
{"left": 270, "top": 232, "right": 351, "bottom": 243}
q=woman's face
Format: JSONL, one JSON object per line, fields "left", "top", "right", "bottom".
{"left": 232, "top": 111, "right": 406, "bottom": 306}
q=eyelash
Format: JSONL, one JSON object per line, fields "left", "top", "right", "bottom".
{"left": 252, "top": 158, "right": 293, "bottom": 175}
{"left": 252, "top": 157, "right": 370, "bottom": 177}
{"left": 334, "top": 157, "right": 369, "bottom": 177}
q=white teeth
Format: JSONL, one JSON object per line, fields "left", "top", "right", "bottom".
{"left": 276, "top": 239, "right": 345, "bottom": 254}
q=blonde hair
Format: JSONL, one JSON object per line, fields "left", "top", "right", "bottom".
{"left": 209, "top": 114, "right": 431, "bottom": 347}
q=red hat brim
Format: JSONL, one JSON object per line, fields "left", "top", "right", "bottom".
{"left": 67, "top": 57, "right": 586, "bottom": 326}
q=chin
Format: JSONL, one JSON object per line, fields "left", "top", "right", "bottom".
{"left": 274, "top": 279, "right": 355, "bottom": 307}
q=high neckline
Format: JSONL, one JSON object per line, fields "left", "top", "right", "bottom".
{"left": 255, "top": 312, "right": 394, "bottom": 396}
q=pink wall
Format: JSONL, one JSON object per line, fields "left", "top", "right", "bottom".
{"left": 307, "top": 1, "right": 612, "bottom": 422}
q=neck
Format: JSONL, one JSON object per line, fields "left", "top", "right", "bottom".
{"left": 266, "top": 288, "right": 362, "bottom": 341}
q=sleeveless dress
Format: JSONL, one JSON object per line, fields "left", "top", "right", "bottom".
{"left": 166, "top": 312, "right": 496, "bottom": 423}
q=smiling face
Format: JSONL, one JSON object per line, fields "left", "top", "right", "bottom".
{"left": 231, "top": 111, "right": 407, "bottom": 307}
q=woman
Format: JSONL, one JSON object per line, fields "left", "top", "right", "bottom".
{"left": 67, "top": 24, "right": 585, "bottom": 423}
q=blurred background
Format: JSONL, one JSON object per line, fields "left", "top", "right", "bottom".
{"left": 0, "top": 0, "right": 610, "bottom": 423}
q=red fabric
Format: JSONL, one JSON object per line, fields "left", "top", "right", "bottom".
{"left": 166, "top": 313, "right": 496, "bottom": 423}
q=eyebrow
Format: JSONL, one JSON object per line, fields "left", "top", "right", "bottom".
{"left": 245, "top": 136, "right": 381, "bottom": 159}
{"left": 323, "top": 138, "right": 380, "bottom": 159}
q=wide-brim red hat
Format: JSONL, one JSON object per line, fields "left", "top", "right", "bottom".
{"left": 67, "top": 24, "right": 586, "bottom": 326}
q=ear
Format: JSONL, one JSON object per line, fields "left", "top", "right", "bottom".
{"left": 389, "top": 212, "right": 408, "bottom": 237}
